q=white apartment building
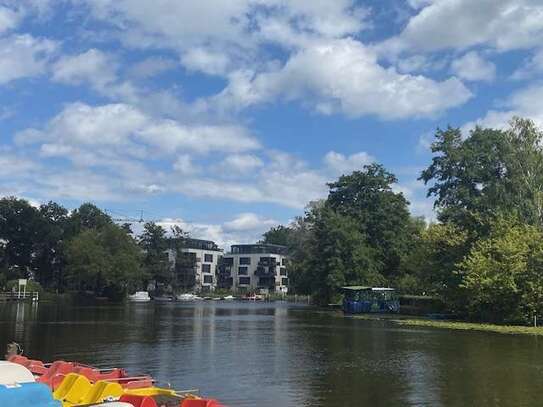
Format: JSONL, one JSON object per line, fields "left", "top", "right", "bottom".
{"left": 167, "top": 238, "right": 223, "bottom": 292}
{"left": 218, "top": 244, "right": 288, "bottom": 294}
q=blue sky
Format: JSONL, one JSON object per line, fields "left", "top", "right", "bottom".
{"left": 1, "top": 0, "right": 543, "bottom": 247}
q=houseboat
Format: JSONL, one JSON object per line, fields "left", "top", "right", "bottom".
{"left": 342, "top": 286, "right": 400, "bottom": 314}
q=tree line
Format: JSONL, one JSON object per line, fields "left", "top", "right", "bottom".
{"left": 261, "top": 118, "right": 543, "bottom": 325}
{"left": 0, "top": 201, "right": 192, "bottom": 299}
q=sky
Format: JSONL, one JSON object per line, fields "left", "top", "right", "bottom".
{"left": 1, "top": 0, "right": 543, "bottom": 248}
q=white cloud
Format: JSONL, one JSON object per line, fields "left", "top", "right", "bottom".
{"left": 138, "top": 121, "right": 260, "bottom": 155}
{"left": 213, "top": 38, "right": 472, "bottom": 119}
{"left": 451, "top": 51, "right": 496, "bottom": 82}
{"left": 151, "top": 212, "right": 279, "bottom": 248}
{"left": 52, "top": 49, "right": 118, "bottom": 90}
{"left": 416, "top": 131, "right": 434, "bottom": 153}
{"left": 181, "top": 48, "right": 232, "bottom": 76}
{"left": 387, "top": 0, "right": 543, "bottom": 53}
{"left": 16, "top": 102, "right": 260, "bottom": 156}
{"left": 82, "top": 0, "right": 367, "bottom": 51}
{"left": 0, "top": 34, "right": 57, "bottom": 85}
{"left": 463, "top": 83, "right": 543, "bottom": 132}
{"left": 0, "top": 6, "right": 19, "bottom": 33}
{"left": 324, "top": 151, "right": 374, "bottom": 175}
{"left": 173, "top": 155, "right": 200, "bottom": 175}
{"left": 223, "top": 212, "right": 277, "bottom": 232}
{"left": 128, "top": 57, "right": 177, "bottom": 79}
{"left": 511, "top": 49, "right": 543, "bottom": 80}
{"left": 213, "top": 154, "right": 264, "bottom": 176}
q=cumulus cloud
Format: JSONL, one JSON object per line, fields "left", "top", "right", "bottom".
{"left": 128, "top": 57, "right": 177, "bottom": 79}
{"left": 150, "top": 212, "right": 279, "bottom": 248}
{"left": 324, "top": 151, "right": 374, "bottom": 175}
{"left": 0, "top": 6, "right": 19, "bottom": 33}
{"left": 52, "top": 49, "right": 118, "bottom": 90}
{"left": 173, "top": 155, "right": 200, "bottom": 175}
{"left": 451, "top": 51, "right": 496, "bottom": 82}
{"left": 511, "top": 49, "right": 543, "bottom": 80}
{"left": 212, "top": 38, "right": 472, "bottom": 119}
{"left": 213, "top": 154, "right": 264, "bottom": 176}
{"left": 463, "top": 83, "right": 543, "bottom": 132}
{"left": 16, "top": 102, "right": 260, "bottom": 156}
{"left": 386, "top": 0, "right": 543, "bottom": 53}
{"left": 0, "top": 34, "right": 57, "bottom": 85}
{"left": 223, "top": 213, "right": 277, "bottom": 232}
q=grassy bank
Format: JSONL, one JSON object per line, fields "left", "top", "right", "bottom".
{"left": 350, "top": 314, "right": 543, "bottom": 336}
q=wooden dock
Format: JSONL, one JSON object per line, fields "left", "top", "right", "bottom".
{"left": 0, "top": 292, "right": 39, "bottom": 302}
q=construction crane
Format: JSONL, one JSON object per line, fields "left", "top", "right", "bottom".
{"left": 105, "top": 209, "right": 148, "bottom": 224}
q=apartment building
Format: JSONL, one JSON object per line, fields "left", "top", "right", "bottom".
{"left": 167, "top": 238, "right": 223, "bottom": 292}
{"left": 218, "top": 243, "right": 288, "bottom": 294}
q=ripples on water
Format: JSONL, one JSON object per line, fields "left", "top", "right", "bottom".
{"left": 1, "top": 301, "right": 543, "bottom": 407}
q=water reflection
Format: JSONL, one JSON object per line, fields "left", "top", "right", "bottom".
{"left": 1, "top": 302, "right": 543, "bottom": 406}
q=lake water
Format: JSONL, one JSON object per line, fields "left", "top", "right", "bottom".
{"left": 1, "top": 301, "right": 542, "bottom": 407}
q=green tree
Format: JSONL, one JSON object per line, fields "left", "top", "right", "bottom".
{"left": 139, "top": 222, "right": 170, "bottom": 288}
{"left": 68, "top": 203, "right": 112, "bottom": 235}
{"left": 0, "top": 197, "right": 41, "bottom": 280}
{"left": 458, "top": 217, "right": 543, "bottom": 324}
{"left": 305, "top": 205, "right": 383, "bottom": 305}
{"left": 33, "top": 201, "right": 69, "bottom": 290}
{"left": 327, "top": 163, "right": 412, "bottom": 278}
{"left": 420, "top": 117, "right": 543, "bottom": 230}
{"left": 65, "top": 229, "right": 108, "bottom": 292}
{"left": 260, "top": 225, "right": 292, "bottom": 246}
{"left": 401, "top": 222, "right": 468, "bottom": 301}
{"left": 169, "top": 225, "right": 196, "bottom": 290}
{"left": 65, "top": 224, "right": 143, "bottom": 298}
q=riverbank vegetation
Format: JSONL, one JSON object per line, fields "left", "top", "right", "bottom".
{"left": 0, "top": 199, "right": 193, "bottom": 300}
{"left": 347, "top": 314, "right": 543, "bottom": 336}
{"left": 262, "top": 117, "right": 543, "bottom": 326}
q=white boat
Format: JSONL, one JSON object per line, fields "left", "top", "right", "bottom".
{"left": 223, "top": 295, "right": 235, "bottom": 300}
{"left": 128, "top": 291, "right": 151, "bottom": 302}
{"left": 0, "top": 361, "right": 35, "bottom": 385}
{"left": 176, "top": 293, "right": 202, "bottom": 301}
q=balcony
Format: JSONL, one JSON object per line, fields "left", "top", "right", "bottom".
{"left": 255, "top": 266, "right": 274, "bottom": 277}
{"left": 258, "top": 277, "right": 275, "bottom": 289}
{"left": 258, "top": 257, "right": 277, "bottom": 267}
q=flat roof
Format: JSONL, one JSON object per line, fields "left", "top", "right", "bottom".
{"left": 342, "top": 286, "right": 395, "bottom": 291}
{"left": 229, "top": 243, "right": 288, "bottom": 255}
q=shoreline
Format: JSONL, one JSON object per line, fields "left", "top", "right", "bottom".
{"left": 348, "top": 313, "right": 543, "bottom": 336}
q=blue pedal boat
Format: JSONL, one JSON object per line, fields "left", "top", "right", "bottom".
{"left": 0, "top": 382, "right": 61, "bottom": 407}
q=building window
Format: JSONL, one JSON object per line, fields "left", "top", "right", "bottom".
{"left": 281, "top": 278, "right": 288, "bottom": 286}
{"left": 239, "top": 257, "right": 251, "bottom": 265}
{"left": 282, "top": 258, "right": 287, "bottom": 266}
{"left": 202, "top": 264, "right": 211, "bottom": 273}
{"left": 223, "top": 257, "right": 234, "bottom": 266}
{"left": 203, "top": 275, "right": 213, "bottom": 284}
{"left": 239, "top": 277, "right": 250, "bottom": 285}
{"left": 238, "top": 266, "right": 248, "bottom": 275}
{"left": 280, "top": 267, "right": 287, "bottom": 276}
{"left": 204, "top": 253, "right": 213, "bottom": 263}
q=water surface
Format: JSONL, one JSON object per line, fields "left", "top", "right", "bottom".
{"left": 1, "top": 301, "right": 542, "bottom": 406}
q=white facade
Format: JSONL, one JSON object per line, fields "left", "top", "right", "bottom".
{"left": 220, "top": 244, "right": 288, "bottom": 294}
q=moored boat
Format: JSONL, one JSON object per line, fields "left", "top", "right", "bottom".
{"left": 5, "top": 350, "right": 225, "bottom": 407}
{"left": 342, "top": 286, "right": 400, "bottom": 314}
{"left": 176, "top": 293, "right": 202, "bottom": 301}
{"left": 128, "top": 291, "right": 151, "bottom": 302}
